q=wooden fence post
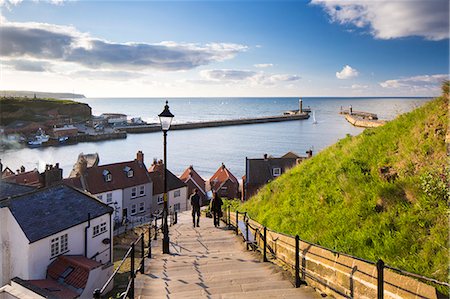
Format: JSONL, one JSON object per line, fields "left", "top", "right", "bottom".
{"left": 295, "top": 235, "right": 300, "bottom": 288}
{"left": 377, "top": 259, "right": 384, "bottom": 299}
{"left": 263, "top": 226, "right": 267, "bottom": 262}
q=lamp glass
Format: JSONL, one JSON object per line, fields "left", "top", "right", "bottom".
{"left": 158, "top": 101, "right": 174, "bottom": 131}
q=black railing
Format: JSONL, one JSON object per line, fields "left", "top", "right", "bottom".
{"left": 227, "top": 209, "right": 449, "bottom": 298}
{"left": 93, "top": 211, "right": 177, "bottom": 299}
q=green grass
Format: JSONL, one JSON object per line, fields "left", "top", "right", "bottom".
{"left": 240, "top": 83, "right": 449, "bottom": 286}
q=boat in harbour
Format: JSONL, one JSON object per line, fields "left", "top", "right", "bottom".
{"left": 27, "top": 128, "right": 50, "bottom": 147}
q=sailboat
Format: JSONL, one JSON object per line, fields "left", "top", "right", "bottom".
{"left": 312, "top": 110, "right": 318, "bottom": 124}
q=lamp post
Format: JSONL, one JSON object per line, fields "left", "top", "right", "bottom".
{"left": 158, "top": 101, "right": 174, "bottom": 254}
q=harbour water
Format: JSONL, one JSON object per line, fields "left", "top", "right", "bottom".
{"left": 1, "top": 97, "right": 430, "bottom": 179}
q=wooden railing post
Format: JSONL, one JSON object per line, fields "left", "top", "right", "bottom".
{"left": 228, "top": 206, "right": 231, "bottom": 227}
{"left": 140, "top": 233, "right": 145, "bottom": 274}
{"left": 377, "top": 259, "right": 384, "bottom": 299}
{"left": 174, "top": 211, "right": 178, "bottom": 224}
{"left": 295, "top": 235, "right": 300, "bottom": 288}
{"left": 130, "top": 242, "right": 135, "bottom": 299}
{"left": 263, "top": 226, "right": 267, "bottom": 262}
{"left": 154, "top": 217, "right": 157, "bottom": 240}
{"left": 235, "top": 211, "right": 238, "bottom": 235}
{"left": 147, "top": 225, "right": 152, "bottom": 258}
{"left": 245, "top": 218, "right": 249, "bottom": 250}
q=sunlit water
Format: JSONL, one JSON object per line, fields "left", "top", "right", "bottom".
{"left": 1, "top": 97, "right": 429, "bottom": 179}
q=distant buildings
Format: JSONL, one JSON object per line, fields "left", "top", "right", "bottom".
{"left": 242, "top": 151, "right": 312, "bottom": 201}
{"left": 1, "top": 162, "right": 63, "bottom": 188}
{"left": 209, "top": 163, "right": 239, "bottom": 199}
{"left": 0, "top": 183, "right": 114, "bottom": 297}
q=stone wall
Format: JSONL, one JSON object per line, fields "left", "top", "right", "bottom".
{"left": 229, "top": 213, "right": 441, "bottom": 299}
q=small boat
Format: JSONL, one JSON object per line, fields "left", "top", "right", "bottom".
{"left": 27, "top": 128, "right": 50, "bottom": 147}
{"left": 312, "top": 111, "right": 318, "bottom": 124}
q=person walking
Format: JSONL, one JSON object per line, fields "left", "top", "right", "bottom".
{"left": 190, "top": 189, "right": 201, "bottom": 227}
{"left": 210, "top": 191, "right": 223, "bottom": 227}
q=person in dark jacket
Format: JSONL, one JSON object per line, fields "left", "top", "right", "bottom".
{"left": 210, "top": 191, "right": 223, "bottom": 227}
{"left": 190, "top": 189, "right": 201, "bottom": 227}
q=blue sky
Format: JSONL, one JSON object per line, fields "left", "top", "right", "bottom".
{"left": 1, "top": 0, "right": 448, "bottom": 97}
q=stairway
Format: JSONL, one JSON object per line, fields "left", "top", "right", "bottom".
{"left": 134, "top": 212, "right": 320, "bottom": 299}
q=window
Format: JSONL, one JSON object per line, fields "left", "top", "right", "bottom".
{"left": 51, "top": 233, "right": 68, "bottom": 258}
{"left": 174, "top": 203, "right": 180, "bottom": 212}
{"left": 103, "top": 170, "right": 112, "bottom": 182}
{"left": 124, "top": 166, "right": 133, "bottom": 178}
{"left": 157, "top": 196, "right": 163, "bottom": 204}
{"left": 139, "top": 185, "right": 145, "bottom": 196}
{"left": 106, "top": 193, "right": 112, "bottom": 203}
{"left": 93, "top": 222, "right": 107, "bottom": 237}
{"left": 131, "top": 187, "right": 137, "bottom": 198}
{"left": 131, "top": 204, "right": 137, "bottom": 215}
{"left": 139, "top": 202, "right": 145, "bottom": 212}
{"left": 272, "top": 168, "right": 281, "bottom": 177}
{"left": 97, "top": 195, "right": 103, "bottom": 200}
{"left": 174, "top": 190, "right": 180, "bottom": 197}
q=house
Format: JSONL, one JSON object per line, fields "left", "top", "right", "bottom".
{"left": 209, "top": 163, "right": 239, "bottom": 199}
{"left": 0, "top": 183, "right": 114, "bottom": 296}
{"left": 63, "top": 151, "right": 153, "bottom": 224}
{"left": 1, "top": 163, "right": 63, "bottom": 188}
{"left": 179, "top": 165, "right": 207, "bottom": 206}
{"left": 52, "top": 124, "right": 78, "bottom": 138}
{"left": 148, "top": 160, "right": 188, "bottom": 214}
{"left": 242, "top": 150, "right": 312, "bottom": 200}
{"left": 100, "top": 113, "right": 127, "bottom": 127}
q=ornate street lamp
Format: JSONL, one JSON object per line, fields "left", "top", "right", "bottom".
{"left": 159, "top": 101, "right": 174, "bottom": 254}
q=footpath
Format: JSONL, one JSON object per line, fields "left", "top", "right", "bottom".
{"left": 134, "top": 212, "right": 320, "bottom": 299}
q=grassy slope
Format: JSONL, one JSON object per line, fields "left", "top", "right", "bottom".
{"left": 241, "top": 94, "right": 448, "bottom": 282}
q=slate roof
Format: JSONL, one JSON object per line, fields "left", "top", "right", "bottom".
{"left": 82, "top": 160, "right": 151, "bottom": 194}
{"left": 245, "top": 155, "right": 299, "bottom": 185}
{"left": 0, "top": 181, "right": 36, "bottom": 199}
{"left": 148, "top": 163, "right": 187, "bottom": 195}
{"left": 209, "top": 163, "right": 238, "bottom": 191}
{"left": 179, "top": 165, "right": 206, "bottom": 195}
{"left": 48, "top": 255, "right": 102, "bottom": 290}
{"left": 0, "top": 184, "right": 113, "bottom": 243}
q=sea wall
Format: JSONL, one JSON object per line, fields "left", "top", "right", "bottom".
{"left": 345, "top": 115, "right": 386, "bottom": 128}
{"left": 119, "top": 113, "right": 310, "bottom": 134}
{"left": 229, "top": 213, "right": 441, "bottom": 299}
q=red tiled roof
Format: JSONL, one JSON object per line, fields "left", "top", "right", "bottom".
{"left": 2, "top": 169, "right": 43, "bottom": 187}
{"left": 26, "top": 279, "right": 79, "bottom": 299}
{"left": 179, "top": 165, "right": 206, "bottom": 194}
{"left": 209, "top": 163, "right": 238, "bottom": 191}
{"left": 83, "top": 160, "right": 151, "bottom": 194}
{"left": 48, "top": 255, "right": 102, "bottom": 290}
{"left": 148, "top": 163, "right": 186, "bottom": 195}
{"left": 62, "top": 177, "right": 83, "bottom": 189}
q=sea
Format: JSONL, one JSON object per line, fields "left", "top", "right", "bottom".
{"left": 1, "top": 97, "right": 430, "bottom": 179}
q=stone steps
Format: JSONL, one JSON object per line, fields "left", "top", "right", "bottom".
{"left": 134, "top": 212, "right": 320, "bottom": 299}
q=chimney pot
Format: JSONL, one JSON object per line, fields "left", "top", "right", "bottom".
{"left": 263, "top": 154, "right": 268, "bottom": 160}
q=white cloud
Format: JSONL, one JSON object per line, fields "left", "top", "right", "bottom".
{"left": 351, "top": 84, "right": 368, "bottom": 89}
{"left": 336, "top": 65, "right": 358, "bottom": 79}
{"left": 311, "top": 0, "right": 449, "bottom": 41}
{"left": 254, "top": 63, "right": 273, "bottom": 68}
{"left": 199, "top": 69, "right": 300, "bottom": 86}
{"left": 1, "top": 19, "right": 248, "bottom": 72}
{"left": 379, "top": 74, "right": 448, "bottom": 89}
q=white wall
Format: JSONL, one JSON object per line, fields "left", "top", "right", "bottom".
{"left": 82, "top": 264, "right": 114, "bottom": 298}
{"left": 95, "top": 189, "right": 122, "bottom": 222}
{"left": 0, "top": 209, "right": 29, "bottom": 285}
{"left": 168, "top": 187, "right": 188, "bottom": 212}
{"left": 1, "top": 212, "right": 112, "bottom": 282}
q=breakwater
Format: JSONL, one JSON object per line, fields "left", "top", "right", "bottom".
{"left": 119, "top": 113, "right": 310, "bottom": 134}
{"left": 344, "top": 115, "right": 386, "bottom": 128}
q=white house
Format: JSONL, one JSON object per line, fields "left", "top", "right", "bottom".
{"left": 0, "top": 183, "right": 114, "bottom": 297}
{"left": 148, "top": 160, "right": 188, "bottom": 214}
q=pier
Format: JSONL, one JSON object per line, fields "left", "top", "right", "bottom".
{"left": 118, "top": 113, "right": 310, "bottom": 134}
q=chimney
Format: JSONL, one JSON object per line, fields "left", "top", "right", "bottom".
{"left": 153, "top": 158, "right": 157, "bottom": 165}
{"left": 299, "top": 98, "right": 303, "bottom": 113}
{"left": 189, "top": 165, "right": 193, "bottom": 170}
{"left": 20, "top": 165, "right": 25, "bottom": 173}
{"left": 221, "top": 163, "right": 225, "bottom": 170}
{"left": 43, "top": 163, "right": 63, "bottom": 187}
{"left": 306, "top": 149, "right": 313, "bottom": 158}
{"left": 136, "top": 151, "right": 144, "bottom": 164}
{"left": 263, "top": 154, "right": 268, "bottom": 161}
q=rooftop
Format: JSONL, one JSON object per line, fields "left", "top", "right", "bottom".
{"left": 0, "top": 181, "right": 36, "bottom": 199}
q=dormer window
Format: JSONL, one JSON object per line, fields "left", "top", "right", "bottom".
{"left": 272, "top": 168, "right": 281, "bottom": 177}
{"left": 124, "top": 166, "right": 133, "bottom": 178}
{"left": 103, "top": 170, "right": 112, "bottom": 182}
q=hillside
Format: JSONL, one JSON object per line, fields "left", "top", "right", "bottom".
{"left": 241, "top": 84, "right": 448, "bottom": 283}
{"left": 0, "top": 97, "right": 92, "bottom": 126}
{"left": 0, "top": 90, "right": 85, "bottom": 99}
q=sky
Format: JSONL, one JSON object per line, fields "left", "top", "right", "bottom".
{"left": 1, "top": 0, "right": 449, "bottom": 97}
